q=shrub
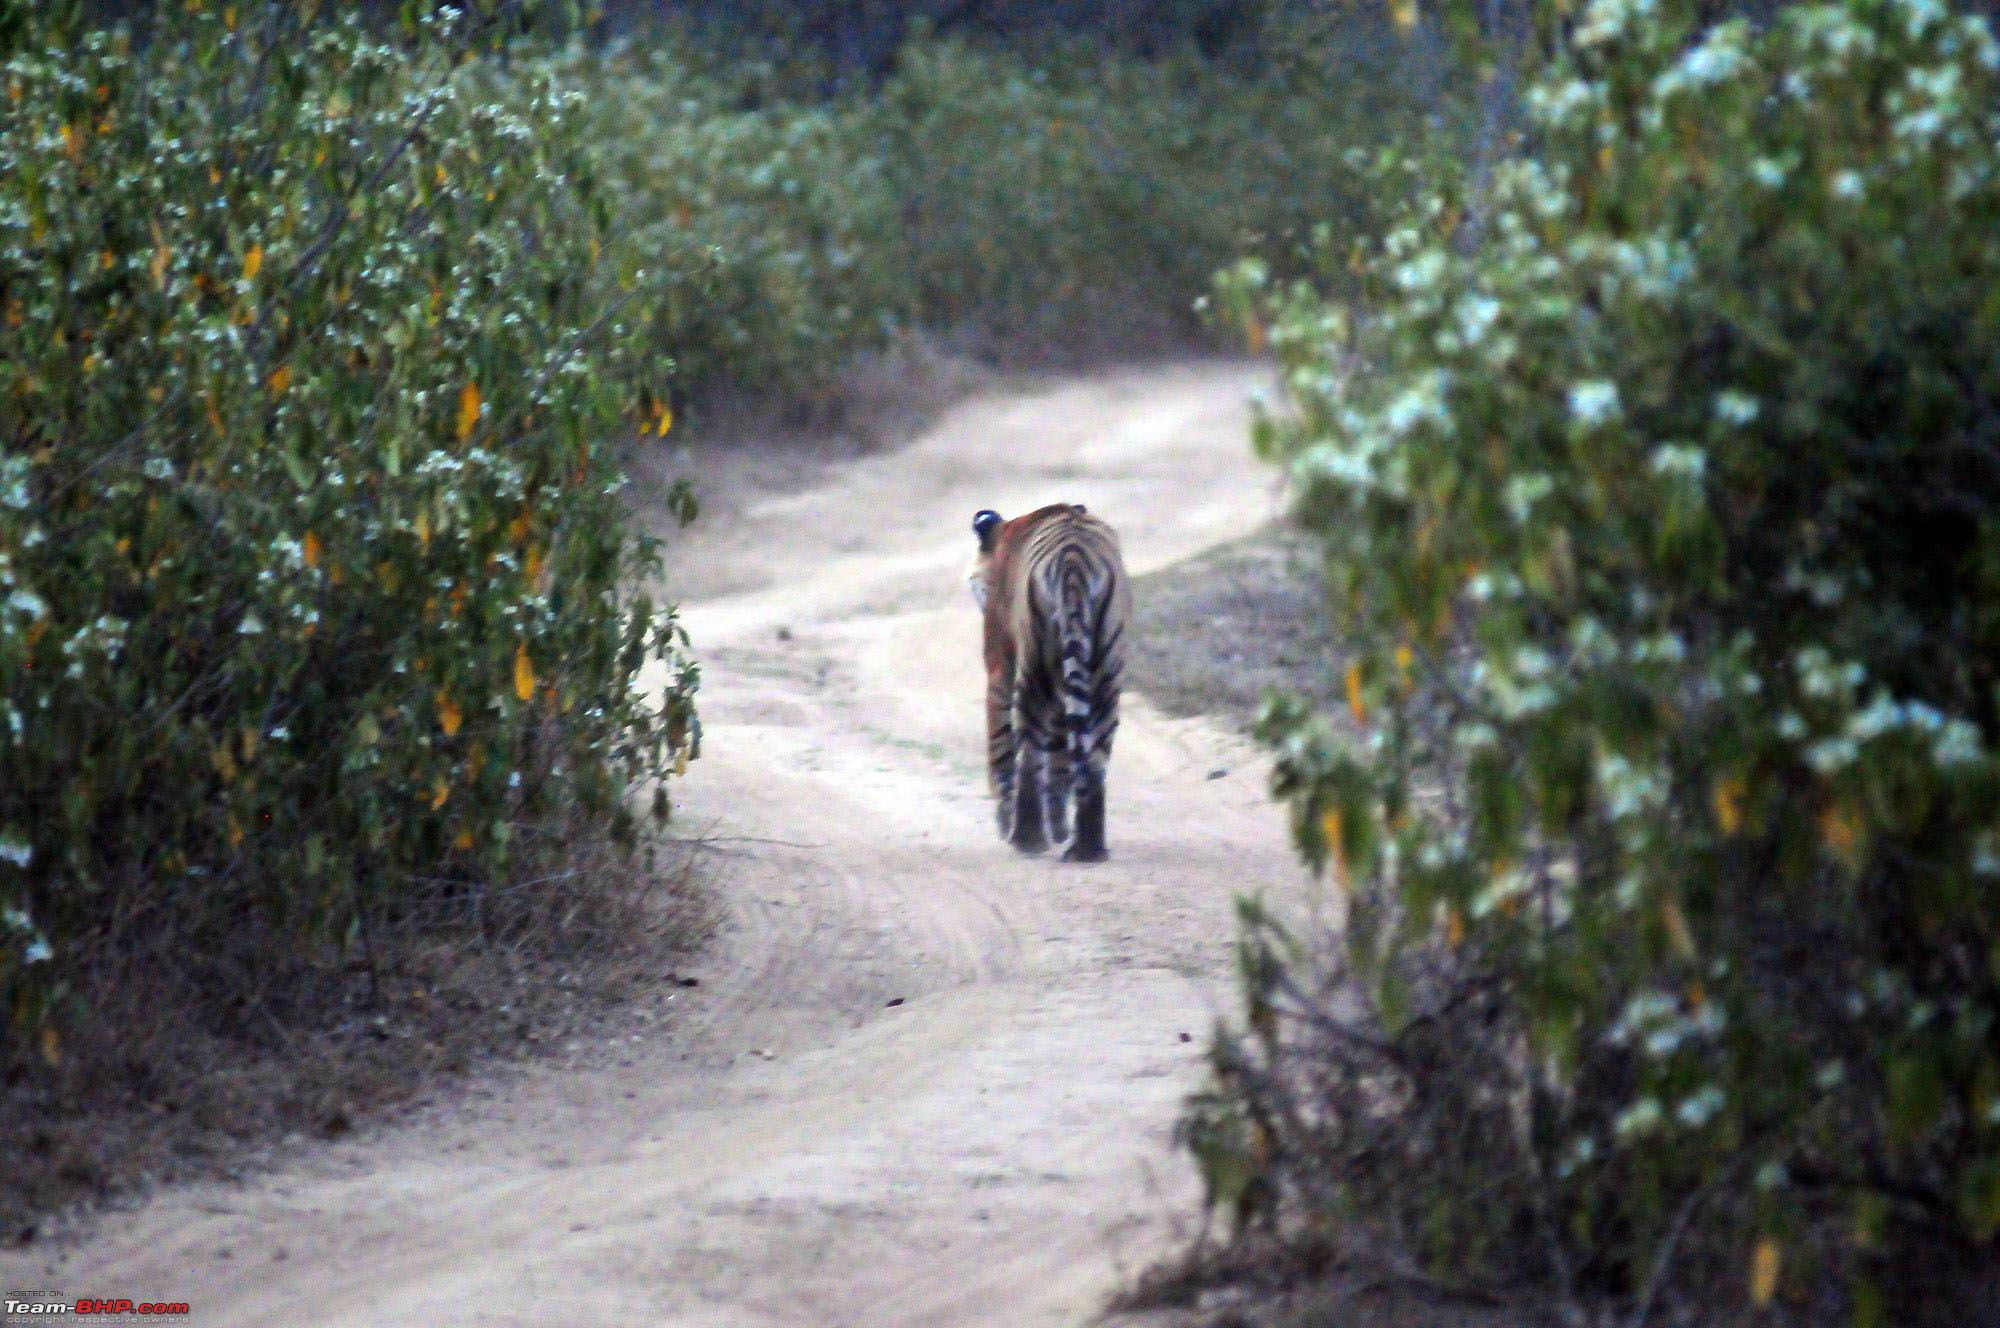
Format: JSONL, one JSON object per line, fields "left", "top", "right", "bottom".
{"left": 567, "top": 15, "right": 1456, "bottom": 391}
{"left": 876, "top": 22, "right": 1451, "bottom": 351}
{"left": 0, "top": 4, "right": 697, "bottom": 1043}
{"left": 1197, "top": 0, "right": 2000, "bottom": 1318}
{"left": 570, "top": 38, "right": 915, "bottom": 399}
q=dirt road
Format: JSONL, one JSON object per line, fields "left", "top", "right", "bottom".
{"left": 3, "top": 362, "right": 1305, "bottom": 1327}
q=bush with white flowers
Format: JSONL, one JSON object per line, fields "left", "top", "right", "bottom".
{"left": 1195, "top": 0, "right": 2000, "bottom": 1315}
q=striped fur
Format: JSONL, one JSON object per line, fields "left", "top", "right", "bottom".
{"left": 968, "top": 504, "right": 1130, "bottom": 862}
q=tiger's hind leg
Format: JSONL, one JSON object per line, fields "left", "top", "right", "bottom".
{"left": 1008, "top": 740, "right": 1050, "bottom": 854}
{"left": 1062, "top": 714, "right": 1117, "bottom": 864}
{"left": 988, "top": 674, "right": 1019, "bottom": 841}
{"left": 1005, "top": 673, "right": 1055, "bottom": 855}
{"left": 1042, "top": 743, "right": 1072, "bottom": 847}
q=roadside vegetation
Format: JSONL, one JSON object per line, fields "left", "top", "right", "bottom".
{"left": 1169, "top": 0, "right": 2000, "bottom": 1322}
{"left": 0, "top": 0, "right": 1439, "bottom": 1232}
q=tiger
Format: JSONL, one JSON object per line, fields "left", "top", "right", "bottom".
{"left": 966, "top": 503, "right": 1130, "bottom": 862}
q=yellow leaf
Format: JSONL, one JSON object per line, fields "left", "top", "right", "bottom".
{"left": 656, "top": 403, "right": 673, "bottom": 437}
{"left": 1713, "top": 776, "right": 1747, "bottom": 836}
{"left": 1321, "top": 807, "right": 1349, "bottom": 893}
{"left": 454, "top": 828, "right": 475, "bottom": 850}
{"left": 514, "top": 644, "right": 535, "bottom": 702}
{"left": 267, "top": 363, "right": 292, "bottom": 397}
{"left": 303, "top": 530, "right": 322, "bottom": 568}
{"left": 1392, "top": 0, "right": 1418, "bottom": 31}
{"left": 151, "top": 243, "right": 170, "bottom": 287}
{"left": 435, "top": 163, "right": 448, "bottom": 188}
{"left": 436, "top": 690, "right": 463, "bottom": 737}
{"left": 100, "top": 249, "right": 115, "bottom": 270}
{"left": 1750, "top": 1238, "right": 1781, "bottom": 1306}
{"left": 1820, "top": 802, "right": 1864, "bottom": 867}
{"left": 1661, "top": 895, "right": 1696, "bottom": 962}
{"left": 457, "top": 382, "right": 481, "bottom": 441}
{"left": 430, "top": 777, "right": 450, "bottom": 811}
{"left": 60, "top": 123, "right": 80, "bottom": 162}
{"left": 242, "top": 243, "right": 262, "bottom": 281}
{"left": 39, "top": 1024, "right": 60, "bottom": 1069}
{"left": 1394, "top": 642, "right": 1415, "bottom": 680}
{"left": 1444, "top": 905, "right": 1466, "bottom": 949}
{"left": 1345, "top": 662, "right": 1367, "bottom": 725}
{"left": 415, "top": 510, "right": 431, "bottom": 550}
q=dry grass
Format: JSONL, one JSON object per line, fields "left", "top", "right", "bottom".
{"left": 0, "top": 827, "right": 712, "bottom": 1245}
{"left": 1128, "top": 527, "right": 1342, "bottom": 735}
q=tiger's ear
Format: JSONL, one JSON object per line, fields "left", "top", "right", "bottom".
{"left": 972, "top": 509, "right": 1003, "bottom": 553}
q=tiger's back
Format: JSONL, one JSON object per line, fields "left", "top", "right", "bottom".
{"left": 968, "top": 503, "right": 1129, "bottom": 862}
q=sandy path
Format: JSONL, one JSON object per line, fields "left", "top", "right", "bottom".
{"left": 2, "top": 361, "right": 1303, "bottom": 1327}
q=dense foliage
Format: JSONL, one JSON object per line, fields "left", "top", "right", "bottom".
{"left": 1197, "top": 0, "right": 2000, "bottom": 1318}
{"left": 0, "top": 3, "right": 698, "bottom": 1043}
{"left": 575, "top": 11, "right": 1451, "bottom": 388}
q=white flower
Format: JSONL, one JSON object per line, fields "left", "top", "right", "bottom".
{"left": 1830, "top": 170, "right": 1865, "bottom": 200}
{"left": 1650, "top": 444, "right": 1706, "bottom": 478}
{"left": 1933, "top": 718, "right": 1985, "bottom": 768}
{"left": 1654, "top": 25, "right": 1751, "bottom": 98}
{"left": 1676, "top": 1085, "right": 1727, "bottom": 1128}
{"left": 1505, "top": 472, "right": 1555, "bottom": 523}
{"left": 1615, "top": 1097, "right": 1667, "bottom": 1139}
{"left": 1715, "top": 390, "right": 1761, "bottom": 425}
{"left": 1394, "top": 250, "right": 1447, "bottom": 292}
{"left": 1751, "top": 157, "right": 1789, "bottom": 188}
{"left": 1528, "top": 76, "right": 1601, "bottom": 125}
{"left": 1457, "top": 295, "right": 1501, "bottom": 345}
{"left": 1895, "top": 108, "right": 1945, "bottom": 141}
{"left": 1575, "top": 0, "right": 1657, "bottom": 48}
{"left": 1383, "top": 371, "right": 1452, "bottom": 438}
{"left": 1568, "top": 380, "right": 1621, "bottom": 426}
